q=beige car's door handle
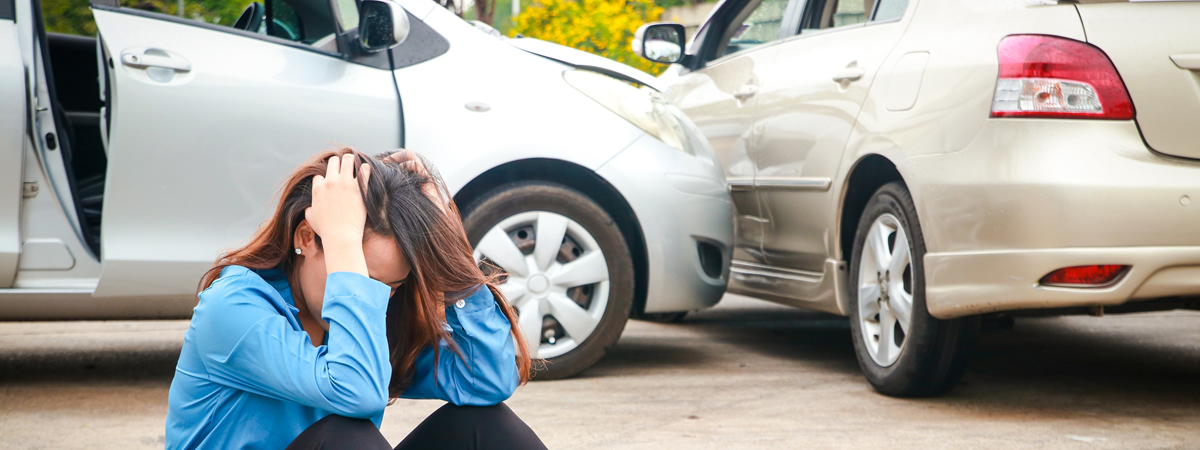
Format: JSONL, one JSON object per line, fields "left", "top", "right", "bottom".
{"left": 121, "top": 48, "right": 192, "bottom": 72}
{"left": 733, "top": 84, "right": 759, "bottom": 100}
{"left": 1170, "top": 54, "right": 1200, "bottom": 70}
{"left": 832, "top": 67, "right": 866, "bottom": 83}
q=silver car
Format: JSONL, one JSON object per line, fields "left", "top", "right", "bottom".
{"left": 0, "top": 0, "right": 733, "bottom": 379}
{"left": 638, "top": 0, "right": 1200, "bottom": 395}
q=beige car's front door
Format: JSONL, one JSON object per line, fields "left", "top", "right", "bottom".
{"left": 667, "top": 0, "right": 791, "bottom": 264}
{"left": 753, "top": 0, "right": 909, "bottom": 272}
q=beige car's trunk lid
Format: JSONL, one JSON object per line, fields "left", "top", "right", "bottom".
{"left": 1076, "top": 2, "right": 1200, "bottom": 160}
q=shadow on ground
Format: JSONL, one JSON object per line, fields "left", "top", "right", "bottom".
{"left": 943, "top": 315, "right": 1200, "bottom": 419}
{"left": 584, "top": 298, "right": 1200, "bottom": 420}
{"left": 0, "top": 346, "right": 181, "bottom": 383}
{"left": 1, "top": 299, "right": 1197, "bottom": 422}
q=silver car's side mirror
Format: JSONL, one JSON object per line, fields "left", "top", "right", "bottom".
{"left": 359, "top": 0, "right": 410, "bottom": 53}
{"left": 633, "top": 22, "right": 686, "bottom": 64}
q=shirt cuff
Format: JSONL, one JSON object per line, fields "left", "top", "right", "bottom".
{"left": 446, "top": 286, "right": 496, "bottom": 318}
{"left": 324, "top": 272, "right": 392, "bottom": 312}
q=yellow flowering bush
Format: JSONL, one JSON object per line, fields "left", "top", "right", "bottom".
{"left": 512, "top": 0, "right": 666, "bottom": 76}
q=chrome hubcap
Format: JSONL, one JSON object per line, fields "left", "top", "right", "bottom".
{"left": 473, "top": 211, "right": 609, "bottom": 359}
{"left": 857, "top": 213, "right": 914, "bottom": 367}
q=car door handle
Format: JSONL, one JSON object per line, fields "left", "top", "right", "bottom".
{"left": 733, "top": 84, "right": 759, "bottom": 100}
{"left": 121, "top": 49, "right": 191, "bottom": 72}
{"left": 832, "top": 67, "right": 865, "bottom": 83}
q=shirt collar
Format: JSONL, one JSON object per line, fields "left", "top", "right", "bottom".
{"left": 254, "top": 267, "right": 299, "bottom": 312}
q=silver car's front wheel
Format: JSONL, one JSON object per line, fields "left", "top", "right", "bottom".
{"left": 462, "top": 182, "right": 634, "bottom": 380}
{"left": 473, "top": 211, "right": 610, "bottom": 359}
{"left": 856, "top": 213, "right": 914, "bottom": 367}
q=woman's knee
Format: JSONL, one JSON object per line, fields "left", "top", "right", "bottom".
{"left": 285, "top": 414, "right": 391, "bottom": 450}
{"left": 434, "top": 403, "right": 546, "bottom": 449}
{"left": 428, "top": 402, "right": 517, "bottom": 421}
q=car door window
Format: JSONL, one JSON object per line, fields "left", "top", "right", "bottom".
{"left": 870, "top": 0, "right": 907, "bottom": 22}
{"left": 115, "top": 0, "right": 340, "bottom": 48}
{"left": 798, "top": 0, "right": 870, "bottom": 33}
{"left": 332, "top": 0, "right": 359, "bottom": 32}
{"left": 266, "top": 0, "right": 303, "bottom": 41}
{"left": 832, "top": 0, "right": 867, "bottom": 27}
{"left": 710, "top": 0, "right": 790, "bottom": 61}
{"left": 796, "top": 0, "right": 905, "bottom": 33}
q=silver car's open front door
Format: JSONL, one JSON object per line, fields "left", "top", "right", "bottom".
{"left": 90, "top": 5, "right": 400, "bottom": 297}
{"left": 0, "top": 9, "right": 22, "bottom": 287}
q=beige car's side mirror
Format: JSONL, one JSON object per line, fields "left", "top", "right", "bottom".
{"left": 359, "top": 0, "right": 411, "bottom": 53}
{"left": 633, "top": 22, "right": 686, "bottom": 64}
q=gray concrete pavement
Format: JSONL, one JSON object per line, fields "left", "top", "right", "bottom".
{"left": 1, "top": 294, "right": 1198, "bottom": 449}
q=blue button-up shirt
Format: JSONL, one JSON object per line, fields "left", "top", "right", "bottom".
{"left": 165, "top": 265, "right": 519, "bottom": 450}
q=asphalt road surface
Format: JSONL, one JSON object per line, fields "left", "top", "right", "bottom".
{"left": 1, "top": 294, "right": 1197, "bottom": 449}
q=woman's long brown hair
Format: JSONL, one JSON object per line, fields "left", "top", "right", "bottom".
{"left": 198, "top": 148, "right": 532, "bottom": 397}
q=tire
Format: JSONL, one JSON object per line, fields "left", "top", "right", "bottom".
{"left": 847, "top": 182, "right": 980, "bottom": 397}
{"left": 462, "top": 182, "right": 634, "bottom": 380}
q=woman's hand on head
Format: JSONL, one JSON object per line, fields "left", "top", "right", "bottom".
{"left": 306, "top": 153, "right": 371, "bottom": 276}
{"left": 387, "top": 149, "right": 446, "bottom": 213}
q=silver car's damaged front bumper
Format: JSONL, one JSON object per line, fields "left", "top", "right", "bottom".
{"left": 910, "top": 119, "right": 1200, "bottom": 319}
{"left": 598, "top": 135, "right": 734, "bottom": 314}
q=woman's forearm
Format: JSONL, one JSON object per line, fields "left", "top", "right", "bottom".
{"left": 400, "top": 287, "right": 518, "bottom": 405}
{"left": 322, "top": 235, "right": 369, "bottom": 277}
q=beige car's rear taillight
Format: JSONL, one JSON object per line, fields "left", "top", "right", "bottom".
{"left": 991, "top": 34, "right": 1134, "bottom": 120}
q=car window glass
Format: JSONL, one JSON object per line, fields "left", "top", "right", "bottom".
{"left": 799, "top": 0, "right": 870, "bottom": 34}
{"left": 1, "top": 0, "right": 14, "bottom": 21}
{"left": 333, "top": 0, "right": 358, "bottom": 31}
{"left": 95, "top": 0, "right": 341, "bottom": 48}
{"left": 710, "top": 0, "right": 789, "bottom": 61}
{"left": 267, "top": 0, "right": 303, "bottom": 41}
{"left": 118, "top": 0, "right": 254, "bottom": 28}
{"left": 871, "top": 0, "right": 907, "bottom": 22}
{"left": 832, "top": 0, "right": 867, "bottom": 27}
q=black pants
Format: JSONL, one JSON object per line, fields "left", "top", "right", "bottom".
{"left": 285, "top": 403, "right": 547, "bottom": 450}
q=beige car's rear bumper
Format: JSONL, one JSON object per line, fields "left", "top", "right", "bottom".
{"left": 909, "top": 119, "right": 1200, "bottom": 318}
{"left": 925, "top": 247, "right": 1200, "bottom": 318}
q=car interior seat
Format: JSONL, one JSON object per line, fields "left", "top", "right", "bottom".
{"left": 45, "top": 32, "right": 106, "bottom": 256}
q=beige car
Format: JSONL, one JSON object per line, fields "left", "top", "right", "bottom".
{"left": 635, "top": 0, "right": 1200, "bottom": 396}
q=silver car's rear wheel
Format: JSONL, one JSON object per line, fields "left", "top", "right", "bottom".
{"left": 473, "top": 211, "right": 610, "bottom": 359}
{"left": 856, "top": 213, "right": 914, "bottom": 367}
{"left": 462, "top": 182, "right": 634, "bottom": 380}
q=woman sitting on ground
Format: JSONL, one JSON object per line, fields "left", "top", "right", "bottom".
{"left": 164, "top": 149, "right": 546, "bottom": 449}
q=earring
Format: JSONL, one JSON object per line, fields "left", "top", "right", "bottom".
{"left": 295, "top": 248, "right": 302, "bottom": 255}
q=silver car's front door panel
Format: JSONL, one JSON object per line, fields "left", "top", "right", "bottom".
{"left": 0, "top": 19, "right": 24, "bottom": 287}
{"left": 753, "top": 21, "right": 906, "bottom": 272}
{"left": 92, "top": 10, "right": 399, "bottom": 297}
{"left": 669, "top": 46, "right": 780, "bottom": 264}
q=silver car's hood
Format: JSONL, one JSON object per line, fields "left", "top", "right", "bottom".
{"left": 506, "top": 38, "right": 664, "bottom": 92}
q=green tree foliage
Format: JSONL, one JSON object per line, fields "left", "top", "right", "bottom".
{"left": 42, "top": 0, "right": 97, "bottom": 35}
{"left": 652, "top": 0, "right": 716, "bottom": 8}
{"left": 42, "top": 0, "right": 252, "bottom": 36}
{"left": 512, "top": 0, "right": 665, "bottom": 75}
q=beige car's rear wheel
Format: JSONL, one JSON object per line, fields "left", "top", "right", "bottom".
{"left": 856, "top": 212, "right": 914, "bottom": 368}
{"left": 847, "top": 182, "right": 980, "bottom": 397}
